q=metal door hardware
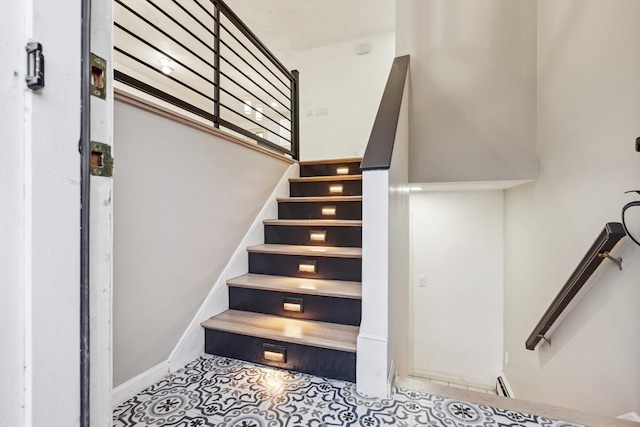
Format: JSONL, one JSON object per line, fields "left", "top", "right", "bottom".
{"left": 90, "top": 53, "right": 107, "bottom": 99}
{"left": 25, "top": 42, "right": 45, "bottom": 90}
{"left": 90, "top": 142, "right": 114, "bottom": 177}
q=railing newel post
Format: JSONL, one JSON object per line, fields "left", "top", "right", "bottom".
{"left": 292, "top": 69, "right": 300, "bottom": 161}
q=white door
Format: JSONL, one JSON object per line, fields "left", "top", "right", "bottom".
{"left": 0, "top": 1, "right": 113, "bottom": 426}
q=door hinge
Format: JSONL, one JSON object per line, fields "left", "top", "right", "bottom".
{"left": 25, "top": 42, "right": 45, "bottom": 90}
{"left": 90, "top": 142, "right": 114, "bottom": 177}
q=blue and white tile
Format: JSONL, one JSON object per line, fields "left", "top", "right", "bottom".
{"left": 113, "top": 355, "right": 585, "bottom": 427}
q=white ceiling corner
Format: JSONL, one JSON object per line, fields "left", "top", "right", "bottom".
{"left": 224, "top": 0, "right": 396, "bottom": 55}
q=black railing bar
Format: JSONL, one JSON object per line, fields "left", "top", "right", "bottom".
{"left": 171, "top": 0, "right": 215, "bottom": 38}
{"left": 115, "top": 47, "right": 215, "bottom": 102}
{"left": 219, "top": 20, "right": 290, "bottom": 89}
{"left": 219, "top": 103, "right": 292, "bottom": 144}
{"left": 219, "top": 86, "right": 290, "bottom": 131}
{"left": 115, "top": 70, "right": 217, "bottom": 122}
{"left": 194, "top": 0, "right": 217, "bottom": 23}
{"left": 116, "top": 69, "right": 293, "bottom": 156}
{"left": 219, "top": 54, "right": 291, "bottom": 108}
{"left": 219, "top": 117, "right": 293, "bottom": 155}
{"left": 114, "top": 22, "right": 215, "bottom": 87}
{"left": 214, "top": 0, "right": 293, "bottom": 80}
{"left": 213, "top": 3, "right": 221, "bottom": 128}
{"left": 146, "top": 0, "right": 216, "bottom": 55}
{"left": 219, "top": 40, "right": 291, "bottom": 101}
{"left": 114, "top": 0, "right": 216, "bottom": 69}
{"left": 220, "top": 70, "right": 291, "bottom": 120}
{"left": 524, "top": 222, "right": 626, "bottom": 351}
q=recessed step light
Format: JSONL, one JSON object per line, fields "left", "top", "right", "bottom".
{"left": 322, "top": 206, "right": 336, "bottom": 216}
{"left": 309, "top": 230, "right": 327, "bottom": 242}
{"left": 298, "top": 260, "right": 317, "bottom": 273}
{"left": 263, "top": 343, "right": 286, "bottom": 363}
{"left": 283, "top": 297, "right": 303, "bottom": 313}
{"left": 336, "top": 167, "right": 349, "bottom": 175}
{"left": 329, "top": 184, "right": 343, "bottom": 194}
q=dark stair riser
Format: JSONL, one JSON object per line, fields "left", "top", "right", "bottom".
{"left": 278, "top": 201, "right": 362, "bottom": 220}
{"left": 249, "top": 253, "right": 362, "bottom": 281}
{"left": 229, "top": 287, "right": 361, "bottom": 326}
{"left": 265, "top": 225, "right": 362, "bottom": 247}
{"left": 204, "top": 329, "right": 356, "bottom": 382}
{"left": 290, "top": 180, "right": 362, "bottom": 197}
{"left": 300, "top": 162, "right": 361, "bottom": 177}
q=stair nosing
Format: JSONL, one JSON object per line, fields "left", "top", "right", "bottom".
{"left": 247, "top": 244, "right": 362, "bottom": 258}
{"left": 201, "top": 310, "right": 358, "bottom": 352}
{"left": 263, "top": 219, "right": 362, "bottom": 227}
{"left": 227, "top": 273, "right": 362, "bottom": 299}
{"left": 277, "top": 196, "right": 362, "bottom": 203}
{"left": 289, "top": 175, "right": 362, "bottom": 183}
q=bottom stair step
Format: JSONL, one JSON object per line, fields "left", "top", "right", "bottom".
{"left": 202, "top": 310, "right": 357, "bottom": 382}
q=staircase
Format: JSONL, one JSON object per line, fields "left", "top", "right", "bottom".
{"left": 201, "top": 158, "right": 363, "bottom": 382}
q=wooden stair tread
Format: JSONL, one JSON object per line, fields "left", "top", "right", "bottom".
{"left": 247, "top": 244, "right": 362, "bottom": 258}
{"left": 263, "top": 219, "right": 362, "bottom": 227}
{"left": 227, "top": 274, "right": 362, "bottom": 299}
{"left": 201, "top": 310, "right": 358, "bottom": 352}
{"left": 277, "top": 196, "right": 362, "bottom": 202}
{"left": 289, "top": 175, "right": 362, "bottom": 182}
{"left": 298, "top": 157, "right": 362, "bottom": 165}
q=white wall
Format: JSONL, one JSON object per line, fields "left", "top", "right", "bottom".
{"left": 396, "top": 0, "right": 537, "bottom": 183}
{"left": 294, "top": 32, "right": 395, "bottom": 160}
{"left": 387, "top": 81, "right": 410, "bottom": 381}
{"left": 357, "top": 75, "right": 409, "bottom": 398}
{"left": 410, "top": 191, "right": 504, "bottom": 387}
{"left": 504, "top": 0, "right": 640, "bottom": 417}
{"left": 113, "top": 100, "right": 290, "bottom": 387}
{"left": 1, "top": 1, "right": 85, "bottom": 425}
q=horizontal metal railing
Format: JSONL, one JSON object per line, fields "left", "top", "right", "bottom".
{"left": 113, "top": 0, "right": 299, "bottom": 159}
{"left": 525, "top": 222, "right": 626, "bottom": 350}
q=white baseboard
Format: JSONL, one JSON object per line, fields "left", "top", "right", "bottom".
{"left": 356, "top": 333, "right": 390, "bottom": 398}
{"left": 410, "top": 368, "right": 495, "bottom": 391}
{"left": 112, "top": 361, "right": 169, "bottom": 407}
{"left": 166, "top": 163, "right": 299, "bottom": 372}
{"left": 387, "top": 359, "right": 396, "bottom": 394}
{"left": 617, "top": 412, "right": 640, "bottom": 422}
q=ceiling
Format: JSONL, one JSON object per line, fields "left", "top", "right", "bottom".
{"left": 224, "top": 0, "right": 396, "bottom": 55}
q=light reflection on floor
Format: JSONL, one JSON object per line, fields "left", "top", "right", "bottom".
{"left": 113, "top": 355, "right": 583, "bottom": 427}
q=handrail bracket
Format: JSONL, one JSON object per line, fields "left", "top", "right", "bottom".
{"left": 537, "top": 334, "right": 551, "bottom": 347}
{"left": 597, "top": 251, "right": 623, "bottom": 270}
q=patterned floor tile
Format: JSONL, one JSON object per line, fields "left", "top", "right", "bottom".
{"left": 113, "top": 355, "right": 584, "bottom": 427}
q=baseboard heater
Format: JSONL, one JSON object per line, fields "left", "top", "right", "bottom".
{"left": 496, "top": 375, "right": 515, "bottom": 398}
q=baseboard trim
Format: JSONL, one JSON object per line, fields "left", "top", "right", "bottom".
{"left": 387, "top": 359, "right": 396, "bottom": 395}
{"left": 356, "top": 333, "right": 390, "bottom": 398}
{"left": 112, "top": 361, "right": 169, "bottom": 407}
{"left": 167, "top": 163, "right": 299, "bottom": 372}
{"left": 410, "top": 367, "right": 495, "bottom": 391}
{"left": 617, "top": 412, "right": 640, "bottom": 422}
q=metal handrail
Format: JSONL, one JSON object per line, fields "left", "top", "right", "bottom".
{"left": 361, "top": 55, "right": 410, "bottom": 171}
{"left": 113, "top": 0, "right": 299, "bottom": 159}
{"left": 525, "top": 222, "right": 626, "bottom": 350}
